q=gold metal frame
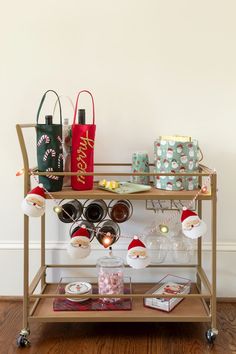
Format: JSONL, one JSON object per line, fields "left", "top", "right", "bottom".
{"left": 16, "top": 124, "right": 217, "bottom": 334}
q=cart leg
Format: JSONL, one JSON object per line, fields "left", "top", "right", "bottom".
{"left": 196, "top": 200, "right": 202, "bottom": 292}
{"left": 16, "top": 124, "right": 32, "bottom": 347}
{"left": 205, "top": 173, "right": 218, "bottom": 344}
{"left": 17, "top": 214, "right": 31, "bottom": 348}
{"left": 41, "top": 213, "right": 46, "bottom": 289}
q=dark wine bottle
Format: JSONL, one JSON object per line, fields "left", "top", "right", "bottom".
{"left": 84, "top": 200, "right": 107, "bottom": 223}
{"left": 78, "top": 109, "right": 85, "bottom": 124}
{"left": 45, "top": 115, "right": 53, "bottom": 125}
{"left": 58, "top": 200, "right": 83, "bottom": 223}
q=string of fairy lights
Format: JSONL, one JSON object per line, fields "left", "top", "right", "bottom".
{"left": 17, "top": 168, "right": 215, "bottom": 247}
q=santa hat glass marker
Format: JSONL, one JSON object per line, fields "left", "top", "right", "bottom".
{"left": 181, "top": 207, "right": 207, "bottom": 239}
{"left": 21, "top": 184, "right": 45, "bottom": 217}
{"left": 127, "top": 236, "right": 150, "bottom": 269}
{"left": 67, "top": 225, "right": 91, "bottom": 259}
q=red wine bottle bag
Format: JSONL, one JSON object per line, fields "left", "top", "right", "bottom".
{"left": 71, "top": 90, "right": 96, "bottom": 190}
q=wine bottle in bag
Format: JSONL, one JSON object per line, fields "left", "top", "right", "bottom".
{"left": 53, "top": 96, "right": 74, "bottom": 187}
{"left": 36, "top": 90, "right": 63, "bottom": 192}
{"left": 71, "top": 90, "right": 96, "bottom": 190}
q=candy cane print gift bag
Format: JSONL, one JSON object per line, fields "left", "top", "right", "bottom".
{"left": 36, "top": 90, "right": 64, "bottom": 192}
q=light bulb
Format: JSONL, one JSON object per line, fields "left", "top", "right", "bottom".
{"left": 16, "top": 168, "right": 24, "bottom": 176}
{"left": 201, "top": 185, "right": 208, "bottom": 193}
{"left": 102, "top": 232, "right": 113, "bottom": 248}
{"left": 159, "top": 224, "right": 169, "bottom": 234}
{"left": 53, "top": 205, "right": 62, "bottom": 214}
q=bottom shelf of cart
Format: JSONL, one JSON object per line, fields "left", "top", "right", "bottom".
{"left": 29, "top": 283, "right": 210, "bottom": 323}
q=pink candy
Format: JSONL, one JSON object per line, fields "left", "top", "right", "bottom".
{"left": 98, "top": 270, "right": 124, "bottom": 303}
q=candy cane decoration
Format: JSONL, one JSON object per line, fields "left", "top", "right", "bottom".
{"left": 37, "top": 134, "right": 50, "bottom": 146}
{"left": 58, "top": 153, "right": 64, "bottom": 169}
{"left": 46, "top": 168, "right": 59, "bottom": 180}
{"left": 43, "top": 149, "right": 56, "bottom": 161}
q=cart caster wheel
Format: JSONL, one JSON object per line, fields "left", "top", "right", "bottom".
{"left": 16, "top": 328, "right": 31, "bottom": 348}
{"left": 16, "top": 335, "right": 30, "bottom": 348}
{"left": 205, "top": 328, "right": 218, "bottom": 344}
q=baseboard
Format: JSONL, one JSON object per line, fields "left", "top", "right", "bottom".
{"left": 0, "top": 296, "right": 23, "bottom": 301}
{"left": 217, "top": 298, "right": 236, "bottom": 302}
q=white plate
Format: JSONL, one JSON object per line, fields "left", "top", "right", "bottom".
{"left": 65, "top": 281, "right": 92, "bottom": 302}
{"left": 65, "top": 281, "right": 92, "bottom": 295}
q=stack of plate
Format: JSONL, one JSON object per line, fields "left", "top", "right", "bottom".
{"left": 65, "top": 281, "right": 92, "bottom": 302}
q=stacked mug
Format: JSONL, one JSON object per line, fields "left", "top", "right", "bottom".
{"left": 131, "top": 151, "right": 150, "bottom": 185}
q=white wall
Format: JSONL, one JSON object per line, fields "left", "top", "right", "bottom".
{"left": 0, "top": 0, "right": 236, "bottom": 296}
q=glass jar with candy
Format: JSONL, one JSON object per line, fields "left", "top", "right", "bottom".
{"left": 96, "top": 251, "right": 124, "bottom": 303}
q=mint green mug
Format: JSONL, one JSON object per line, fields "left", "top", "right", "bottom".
{"left": 131, "top": 151, "right": 150, "bottom": 185}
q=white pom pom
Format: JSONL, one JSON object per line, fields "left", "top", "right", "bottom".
{"left": 183, "top": 207, "right": 187, "bottom": 211}
{"left": 39, "top": 183, "right": 44, "bottom": 188}
{"left": 133, "top": 235, "right": 138, "bottom": 240}
{"left": 81, "top": 224, "right": 86, "bottom": 229}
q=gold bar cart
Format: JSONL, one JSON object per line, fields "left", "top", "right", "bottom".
{"left": 16, "top": 124, "right": 218, "bottom": 347}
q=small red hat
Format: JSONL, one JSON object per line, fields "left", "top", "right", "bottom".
{"left": 28, "top": 184, "right": 45, "bottom": 199}
{"left": 181, "top": 208, "right": 197, "bottom": 223}
{"left": 128, "top": 236, "right": 146, "bottom": 250}
{"left": 72, "top": 225, "right": 90, "bottom": 239}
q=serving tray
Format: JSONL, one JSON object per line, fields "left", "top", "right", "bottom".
{"left": 98, "top": 182, "right": 151, "bottom": 194}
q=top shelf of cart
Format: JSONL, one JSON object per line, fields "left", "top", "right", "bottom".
{"left": 42, "top": 183, "right": 213, "bottom": 200}
{"left": 16, "top": 124, "right": 216, "bottom": 200}
{"left": 32, "top": 165, "right": 216, "bottom": 201}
